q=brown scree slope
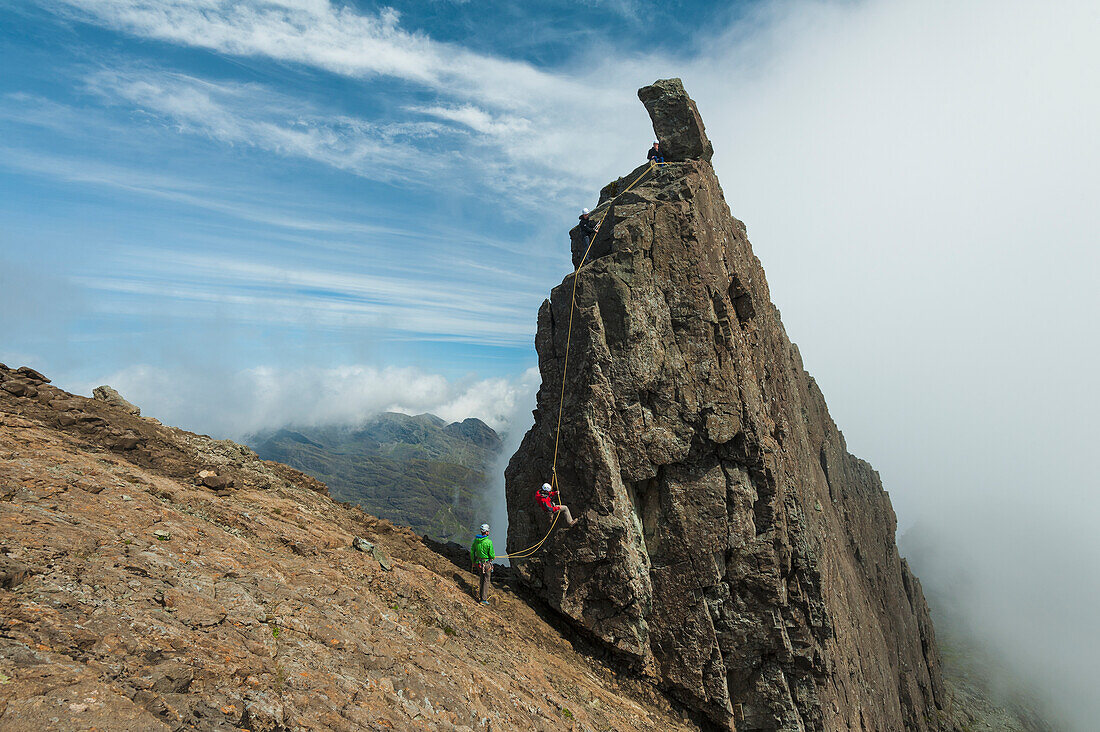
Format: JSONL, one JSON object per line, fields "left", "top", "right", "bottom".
{"left": 0, "top": 363, "right": 700, "bottom": 732}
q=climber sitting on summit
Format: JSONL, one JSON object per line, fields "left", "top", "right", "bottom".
{"left": 647, "top": 141, "right": 665, "bottom": 164}
{"left": 535, "top": 482, "right": 578, "bottom": 527}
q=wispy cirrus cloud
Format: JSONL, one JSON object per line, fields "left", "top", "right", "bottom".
{"left": 74, "top": 64, "right": 619, "bottom": 206}
{"left": 74, "top": 248, "right": 539, "bottom": 346}
{"left": 38, "top": 0, "right": 649, "bottom": 200}
{"left": 47, "top": 0, "right": 581, "bottom": 108}
{"left": 85, "top": 69, "right": 460, "bottom": 184}
{"left": 0, "top": 145, "right": 421, "bottom": 237}
{"left": 0, "top": 143, "right": 561, "bottom": 265}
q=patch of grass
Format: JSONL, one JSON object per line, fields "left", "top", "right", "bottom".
{"left": 442, "top": 625, "right": 456, "bottom": 636}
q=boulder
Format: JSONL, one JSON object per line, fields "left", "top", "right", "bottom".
{"left": 1, "top": 380, "right": 37, "bottom": 398}
{"left": 0, "top": 415, "right": 35, "bottom": 429}
{"left": 92, "top": 385, "right": 141, "bottom": 416}
{"left": 16, "top": 366, "right": 49, "bottom": 383}
{"left": 353, "top": 537, "right": 393, "bottom": 571}
{"left": 163, "top": 589, "right": 226, "bottom": 628}
{"left": 637, "top": 78, "right": 713, "bottom": 162}
{"left": 201, "top": 474, "right": 234, "bottom": 490}
{"left": 148, "top": 660, "right": 194, "bottom": 694}
{"left": 0, "top": 555, "right": 32, "bottom": 589}
{"left": 56, "top": 412, "right": 80, "bottom": 427}
{"left": 107, "top": 434, "right": 142, "bottom": 450}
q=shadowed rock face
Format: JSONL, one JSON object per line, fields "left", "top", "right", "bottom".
{"left": 638, "top": 78, "right": 713, "bottom": 162}
{"left": 506, "top": 82, "right": 947, "bottom": 730}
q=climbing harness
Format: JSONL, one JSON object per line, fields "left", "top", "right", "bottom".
{"left": 501, "top": 160, "right": 664, "bottom": 560}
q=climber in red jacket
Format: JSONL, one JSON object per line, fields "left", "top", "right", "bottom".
{"left": 535, "top": 482, "right": 578, "bottom": 527}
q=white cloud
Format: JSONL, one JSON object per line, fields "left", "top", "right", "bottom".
{"left": 85, "top": 69, "right": 457, "bottom": 184}
{"left": 415, "top": 104, "right": 531, "bottom": 137}
{"left": 50, "top": 0, "right": 579, "bottom": 109}
{"left": 41, "top": 1, "right": 649, "bottom": 203}
{"left": 65, "top": 242, "right": 543, "bottom": 347}
{"left": 0, "top": 145, "right": 411, "bottom": 236}
{"left": 672, "top": 1, "right": 1100, "bottom": 727}
{"left": 82, "top": 362, "right": 535, "bottom": 437}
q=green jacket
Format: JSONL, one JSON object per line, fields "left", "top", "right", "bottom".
{"left": 470, "top": 534, "right": 494, "bottom": 563}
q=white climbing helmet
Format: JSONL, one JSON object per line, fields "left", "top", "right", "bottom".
{"left": 582, "top": 208, "right": 589, "bottom": 214}
{"left": 480, "top": 523, "right": 490, "bottom": 533}
{"left": 541, "top": 483, "right": 553, "bottom": 493}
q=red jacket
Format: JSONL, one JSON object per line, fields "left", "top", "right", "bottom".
{"left": 535, "top": 489, "right": 558, "bottom": 513}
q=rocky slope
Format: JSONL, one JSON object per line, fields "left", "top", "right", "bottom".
{"left": 0, "top": 363, "right": 698, "bottom": 731}
{"left": 506, "top": 79, "right": 948, "bottom": 730}
{"left": 250, "top": 414, "right": 502, "bottom": 543}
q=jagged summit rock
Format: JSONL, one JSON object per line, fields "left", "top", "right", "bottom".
{"left": 443, "top": 417, "right": 502, "bottom": 450}
{"left": 93, "top": 384, "right": 141, "bottom": 415}
{"left": 638, "top": 77, "right": 713, "bottom": 161}
{"left": 506, "top": 81, "right": 945, "bottom": 730}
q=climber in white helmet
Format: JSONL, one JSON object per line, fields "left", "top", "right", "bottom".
{"left": 535, "top": 482, "right": 579, "bottom": 527}
{"left": 647, "top": 141, "right": 665, "bottom": 164}
{"left": 578, "top": 208, "right": 597, "bottom": 249}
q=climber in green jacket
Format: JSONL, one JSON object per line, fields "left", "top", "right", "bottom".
{"left": 470, "top": 524, "right": 494, "bottom": 605}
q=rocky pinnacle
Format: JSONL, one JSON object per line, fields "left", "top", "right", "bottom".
{"left": 638, "top": 77, "right": 713, "bottom": 161}
{"left": 505, "top": 81, "right": 946, "bottom": 730}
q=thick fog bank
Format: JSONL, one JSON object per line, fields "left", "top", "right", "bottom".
{"left": 902, "top": 501, "right": 1098, "bottom": 730}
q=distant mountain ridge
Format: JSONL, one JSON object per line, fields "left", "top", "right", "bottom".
{"left": 248, "top": 412, "right": 502, "bottom": 542}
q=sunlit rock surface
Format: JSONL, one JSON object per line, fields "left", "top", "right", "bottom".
{"left": 506, "top": 80, "right": 947, "bottom": 730}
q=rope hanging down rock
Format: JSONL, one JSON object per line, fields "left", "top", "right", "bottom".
{"left": 502, "top": 161, "right": 664, "bottom": 560}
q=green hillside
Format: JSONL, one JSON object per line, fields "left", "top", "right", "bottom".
{"left": 248, "top": 413, "right": 502, "bottom": 542}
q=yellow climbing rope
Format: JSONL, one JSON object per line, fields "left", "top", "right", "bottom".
{"left": 501, "top": 160, "right": 663, "bottom": 560}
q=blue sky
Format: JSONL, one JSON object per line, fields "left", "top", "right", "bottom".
{"left": 3, "top": 1, "right": 1100, "bottom": 723}
{"left": 0, "top": 0, "right": 772, "bottom": 432}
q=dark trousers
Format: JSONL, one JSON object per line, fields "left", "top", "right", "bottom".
{"left": 478, "top": 561, "right": 492, "bottom": 601}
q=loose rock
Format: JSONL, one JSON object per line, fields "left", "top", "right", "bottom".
{"left": 92, "top": 385, "right": 140, "bottom": 416}
{"left": 16, "top": 366, "right": 49, "bottom": 383}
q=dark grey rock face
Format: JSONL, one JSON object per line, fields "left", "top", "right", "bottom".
{"left": 638, "top": 78, "right": 713, "bottom": 162}
{"left": 506, "top": 82, "right": 946, "bottom": 730}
